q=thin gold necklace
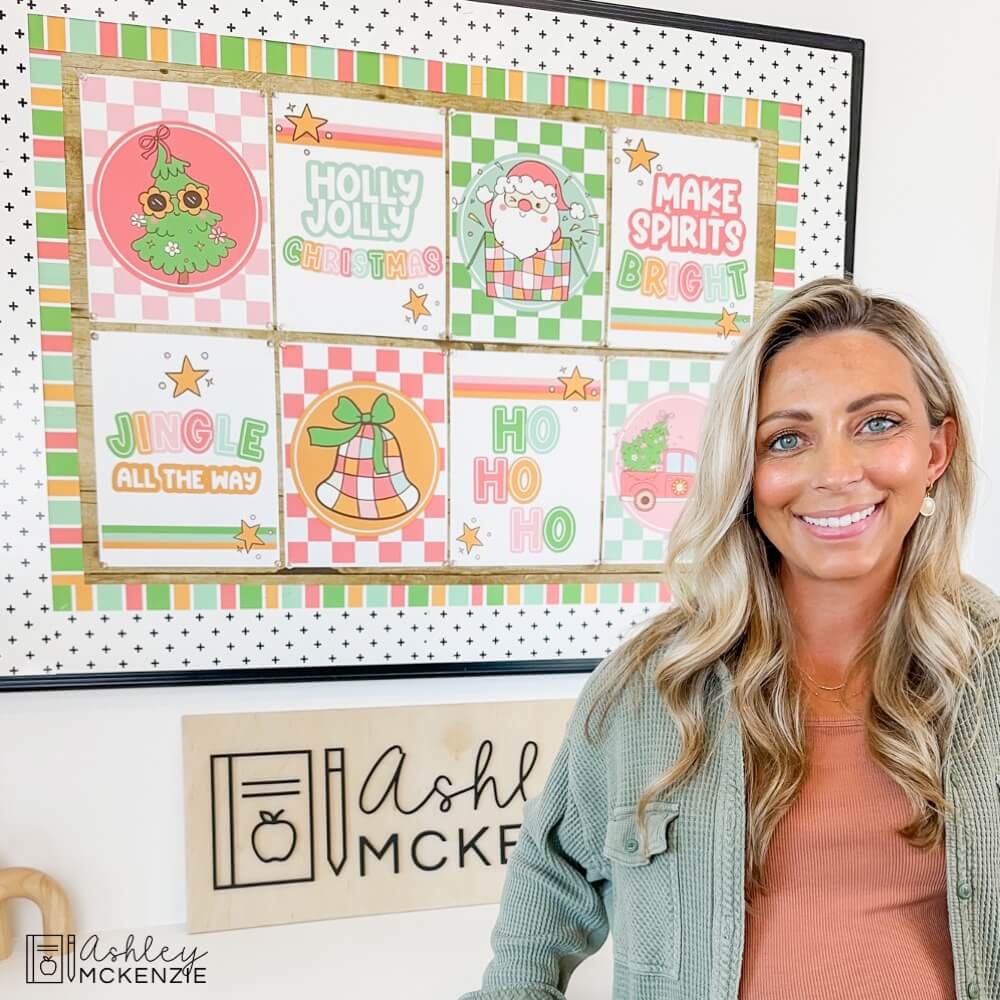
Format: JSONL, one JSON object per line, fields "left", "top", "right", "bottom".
{"left": 795, "top": 643, "right": 847, "bottom": 691}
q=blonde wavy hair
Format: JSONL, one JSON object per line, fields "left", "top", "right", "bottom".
{"left": 585, "top": 276, "right": 1000, "bottom": 903}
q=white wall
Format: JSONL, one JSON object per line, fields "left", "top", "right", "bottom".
{"left": 4, "top": 2, "right": 1000, "bottom": 998}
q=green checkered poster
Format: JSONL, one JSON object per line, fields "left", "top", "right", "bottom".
{"left": 449, "top": 111, "right": 607, "bottom": 344}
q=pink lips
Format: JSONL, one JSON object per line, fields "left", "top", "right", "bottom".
{"left": 794, "top": 500, "right": 884, "bottom": 539}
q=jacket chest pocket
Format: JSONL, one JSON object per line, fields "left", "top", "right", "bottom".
{"left": 602, "top": 802, "right": 682, "bottom": 979}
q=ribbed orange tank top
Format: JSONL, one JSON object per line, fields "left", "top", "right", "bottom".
{"left": 738, "top": 718, "right": 956, "bottom": 999}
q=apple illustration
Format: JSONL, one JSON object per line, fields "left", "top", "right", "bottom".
{"left": 39, "top": 955, "right": 58, "bottom": 977}
{"left": 251, "top": 809, "right": 297, "bottom": 863}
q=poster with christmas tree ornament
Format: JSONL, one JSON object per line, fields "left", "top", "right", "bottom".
{"left": 80, "top": 74, "right": 272, "bottom": 328}
{"left": 90, "top": 331, "right": 280, "bottom": 568}
{"left": 273, "top": 94, "right": 446, "bottom": 338}
{"left": 449, "top": 112, "right": 607, "bottom": 344}
{"left": 280, "top": 342, "right": 447, "bottom": 567}
{"left": 449, "top": 351, "right": 603, "bottom": 566}
{"left": 607, "top": 129, "right": 759, "bottom": 352}
{"left": 603, "top": 355, "right": 722, "bottom": 564}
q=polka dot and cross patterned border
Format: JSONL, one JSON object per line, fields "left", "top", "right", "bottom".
{"left": 2, "top": 1, "right": 861, "bottom": 685}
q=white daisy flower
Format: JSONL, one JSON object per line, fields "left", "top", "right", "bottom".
{"left": 164, "top": 241, "right": 180, "bottom": 257}
{"left": 209, "top": 224, "right": 228, "bottom": 244}
{"left": 130, "top": 213, "right": 147, "bottom": 227}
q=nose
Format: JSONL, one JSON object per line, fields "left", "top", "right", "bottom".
{"left": 814, "top": 436, "right": 864, "bottom": 491}
{"left": 517, "top": 198, "right": 532, "bottom": 212}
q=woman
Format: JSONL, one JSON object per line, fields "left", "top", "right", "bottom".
{"left": 459, "top": 277, "right": 1000, "bottom": 1000}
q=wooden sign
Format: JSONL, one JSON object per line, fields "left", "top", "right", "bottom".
{"left": 182, "top": 698, "right": 574, "bottom": 932}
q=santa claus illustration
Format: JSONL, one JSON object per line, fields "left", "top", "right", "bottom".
{"left": 476, "top": 160, "right": 585, "bottom": 261}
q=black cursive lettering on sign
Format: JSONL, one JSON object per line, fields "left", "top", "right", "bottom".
{"left": 357, "top": 740, "right": 539, "bottom": 816}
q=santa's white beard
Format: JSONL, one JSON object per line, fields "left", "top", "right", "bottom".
{"left": 490, "top": 199, "right": 559, "bottom": 260}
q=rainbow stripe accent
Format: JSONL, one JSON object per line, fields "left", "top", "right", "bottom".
{"left": 274, "top": 119, "right": 443, "bottom": 157}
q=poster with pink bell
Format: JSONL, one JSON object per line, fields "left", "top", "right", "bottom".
{"left": 79, "top": 74, "right": 272, "bottom": 328}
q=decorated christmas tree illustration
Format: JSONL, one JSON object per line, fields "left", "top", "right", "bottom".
{"left": 130, "top": 124, "right": 236, "bottom": 285}
{"left": 621, "top": 418, "right": 668, "bottom": 472}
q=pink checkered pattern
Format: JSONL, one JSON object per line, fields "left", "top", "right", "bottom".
{"left": 484, "top": 236, "right": 572, "bottom": 301}
{"left": 79, "top": 74, "right": 272, "bottom": 328}
{"left": 280, "top": 342, "right": 448, "bottom": 567}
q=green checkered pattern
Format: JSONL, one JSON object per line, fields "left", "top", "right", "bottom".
{"left": 603, "top": 356, "right": 720, "bottom": 564}
{"left": 449, "top": 111, "right": 607, "bottom": 344}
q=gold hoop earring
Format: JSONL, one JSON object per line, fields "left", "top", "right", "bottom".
{"left": 918, "top": 485, "right": 936, "bottom": 518}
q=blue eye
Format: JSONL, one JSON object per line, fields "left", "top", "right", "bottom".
{"left": 865, "top": 415, "right": 896, "bottom": 433}
{"left": 770, "top": 432, "right": 800, "bottom": 452}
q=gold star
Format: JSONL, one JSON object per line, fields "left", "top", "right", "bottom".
{"left": 403, "top": 287, "right": 431, "bottom": 322}
{"left": 287, "top": 103, "right": 327, "bottom": 143}
{"left": 165, "top": 355, "right": 209, "bottom": 397}
{"left": 558, "top": 365, "right": 594, "bottom": 401}
{"left": 456, "top": 522, "right": 483, "bottom": 554}
{"left": 715, "top": 307, "right": 741, "bottom": 338}
{"left": 624, "top": 137, "right": 659, "bottom": 173}
{"left": 234, "top": 520, "right": 264, "bottom": 553}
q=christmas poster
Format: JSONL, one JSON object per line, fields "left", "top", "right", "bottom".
{"left": 280, "top": 342, "right": 447, "bottom": 567}
{"left": 90, "top": 332, "right": 280, "bottom": 568}
{"left": 273, "top": 94, "right": 446, "bottom": 338}
{"left": 449, "top": 112, "right": 607, "bottom": 344}
{"left": 80, "top": 75, "right": 272, "bottom": 328}
{"left": 449, "top": 351, "right": 603, "bottom": 566}
{"left": 603, "top": 356, "right": 722, "bottom": 564}
{"left": 607, "top": 129, "right": 759, "bottom": 352}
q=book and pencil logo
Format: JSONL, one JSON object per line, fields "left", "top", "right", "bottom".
{"left": 26, "top": 934, "right": 76, "bottom": 984}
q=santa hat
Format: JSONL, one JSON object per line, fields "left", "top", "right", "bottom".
{"left": 476, "top": 160, "right": 585, "bottom": 220}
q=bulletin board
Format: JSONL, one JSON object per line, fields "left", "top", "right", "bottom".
{"left": 0, "top": 1, "right": 863, "bottom": 689}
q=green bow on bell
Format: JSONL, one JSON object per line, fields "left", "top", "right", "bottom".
{"left": 307, "top": 393, "right": 396, "bottom": 475}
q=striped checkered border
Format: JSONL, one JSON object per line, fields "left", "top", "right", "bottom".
{"left": 27, "top": 14, "right": 801, "bottom": 612}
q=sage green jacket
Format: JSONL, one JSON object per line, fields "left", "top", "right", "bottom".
{"left": 460, "top": 576, "right": 1000, "bottom": 1000}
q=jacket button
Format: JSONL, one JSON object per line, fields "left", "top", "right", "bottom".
{"left": 967, "top": 983, "right": 979, "bottom": 998}
{"left": 624, "top": 838, "right": 639, "bottom": 853}
{"left": 958, "top": 882, "right": 972, "bottom": 899}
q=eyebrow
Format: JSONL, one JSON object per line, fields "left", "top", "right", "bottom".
{"left": 757, "top": 392, "right": 911, "bottom": 429}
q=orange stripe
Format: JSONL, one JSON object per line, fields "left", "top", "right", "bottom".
{"left": 47, "top": 16, "right": 66, "bottom": 53}
{"left": 273, "top": 135, "right": 441, "bottom": 157}
{"left": 590, "top": 79, "right": 606, "bottom": 111}
{"left": 150, "top": 27, "right": 169, "bottom": 62}
{"left": 40, "top": 287, "right": 71, "bottom": 303}
{"left": 101, "top": 540, "right": 278, "bottom": 550}
{"left": 265, "top": 585, "right": 279, "bottom": 609}
{"left": 508, "top": 70, "right": 523, "bottom": 102}
{"left": 247, "top": 38, "right": 263, "bottom": 72}
{"left": 173, "top": 584, "right": 191, "bottom": 611}
{"left": 43, "top": 384, "right": 75, "bottom": 401}
{"left": 48, "top": 480, "right": 80, "bottom": 497}
{"left": 36, "top": 190, "right": 66, "bottom": 209}
{"left": 669, "top": 89, "right": 684, "bottom": 119}
{"left": 383, "top": 54, "right": 399, "bottom": 87}
{"left": 745, "top": 98, "right": 759, "bottom": 127}
{"left": 608, "top": 322, "right": 731, "bottom": 334}
{"left": 778, "top": 143, "right": 800, "bottom": 161}
{"left": 470, "top": 64, "right": 484, "bottom": 97}
{"left": 431, "top": 584, "right": 446, "bottom": 607}
{"left": 30, "top": 87, "right": 62, "bottom": 108}
{"left": 347, "top": 585, "right": 364, "bottom": 608}
{"left": 291, "top": 43, "right": 308, "bottom": 77}
{"left": 506, "top": 583, "right": 521, "bottom": 604}
{"left": 775, "top": 229, "right": 796, "bottom": 246}
{"left": 74, "top": 585, "right": 93, "bottom": 612}
{"left": 53, "top": 574, "right": 84, "bottom": 586}
{"left": 583, "top": 583, "right": 597, "bottom": 604}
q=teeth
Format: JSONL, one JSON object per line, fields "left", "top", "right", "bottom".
{"left": 801, "top": 503, "right": 877, "bottom": 528}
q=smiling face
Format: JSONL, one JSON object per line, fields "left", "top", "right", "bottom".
{"left": 751, "top": 329, "right": 956, "bottom": 585}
